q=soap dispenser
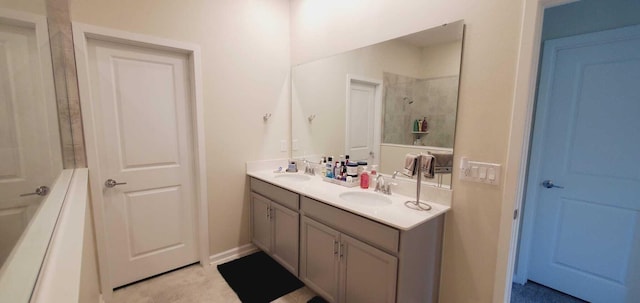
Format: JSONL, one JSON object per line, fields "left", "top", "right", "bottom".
{"left": 421, "top": 117, "right": 428, "bottom": 132}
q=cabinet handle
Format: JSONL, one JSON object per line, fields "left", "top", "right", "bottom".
{"left": 266, "top": 206, "right": 270, "bottom": 219}
{"left": 339, "top": 243, "right": 344, "bottom": 259}
{"left": 333, "top": 240, "right": 338, "bottom": 255}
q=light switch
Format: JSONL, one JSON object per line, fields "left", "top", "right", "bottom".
{"left": 488, "top": 168, "right": 496, "bottom": 181}
{"left": 479, "top": 167, "right": 487, "bottom": 179}
{"left": 458, "top": 156, "right": 502, "bottom": 185}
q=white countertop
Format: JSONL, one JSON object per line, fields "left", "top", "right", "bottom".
{"left": 247, "top": 170, "right": 450, "bottom": 231}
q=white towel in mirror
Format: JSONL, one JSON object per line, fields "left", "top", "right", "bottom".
{"left": 402, "top": 153, "right": 418, "bottom": 177}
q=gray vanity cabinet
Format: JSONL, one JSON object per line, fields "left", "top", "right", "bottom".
{"left": 249, "top": 176, "right": 445, "bottom": 303}
{"left": 250, "top": 178, "right": 299, "bottom": 276}
{"left": 300, "top": 199, "right": 398, "bottom": 303}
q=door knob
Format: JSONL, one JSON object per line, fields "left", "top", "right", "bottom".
{"left": 542, "top": 180, "right": 564, "bottom": 189}
{"left": 105, "top": 179, "right": 127, "bottom": 188}
{"left": 20, "top": 186, "right": 50, "bottom": 197}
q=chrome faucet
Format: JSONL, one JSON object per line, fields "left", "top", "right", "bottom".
{"left": 375, "top": 174, "right": 396, "bottom": 195}
{"left": 375, "top": 174, "right": 385, "bottom": 193}
{"left": 303, "top": 160, "right": 315, "bottom": 175}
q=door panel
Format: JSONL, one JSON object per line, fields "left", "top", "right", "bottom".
{"left": 554, "top": 199, "right": 635, "bottom": 284}
{"left": 340, "top": 234, "right": 397, "bottom": 303}
{"left": 111, "top": 57, "right": 181, "bottom": 168}
{"left": 271, "top": 202, "right": 299, "bottom": 275}
{"left": 251, "top": 193, "right": 271, "bottom": 252}
{"left": 300, "top": 216, "right": 340, "bottom": 303}
{"left": 125, "top": 186, "right": 185, "bottom": 258}
{"left": 528, "top": 25, "right": 640, "bottom": 302}
{"left": 87, "top": 38, "right": 198, "bottom": 287}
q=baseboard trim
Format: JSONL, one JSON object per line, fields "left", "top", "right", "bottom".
{"left": 209, "top": 243, "right": 259, "bottom": 266}
{"left": 512, "top": 273, "right": 526, "bottom": 285}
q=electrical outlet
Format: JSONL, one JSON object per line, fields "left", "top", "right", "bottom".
{"left": 459, "top": 157, "right": 501, "bottom": 185}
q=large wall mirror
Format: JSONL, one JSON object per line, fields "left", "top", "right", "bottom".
{"left": 292, "top": 20, "right": 464, "bottom": 188}
{"left": 0, "top": 0, "right": 76, "bottom": 300}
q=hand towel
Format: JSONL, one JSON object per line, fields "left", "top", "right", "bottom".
{"left": 429, "top": 152, "right": 453, "bottom": 174}
{"left": 402, "top": 153, "right": 418, "bottom": 177}
{"left": 420, "top": 154, "right": 435, "bottom": 179}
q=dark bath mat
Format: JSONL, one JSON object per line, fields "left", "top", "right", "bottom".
{"left": 307, "top": 295, "right": 328, "bottom": 303}
{"left": 217, "top": 251, "right": 304, "bottom": 303}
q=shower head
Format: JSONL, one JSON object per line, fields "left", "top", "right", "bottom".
{"left": 403, "top": 97, "right": 414, "bottom": 104}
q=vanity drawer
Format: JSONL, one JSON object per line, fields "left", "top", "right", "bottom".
{"left": 301, "top": 196, "right": 399, "bottom": 254}
{"left": 250, "top": 177, "right": 299, "bottom": 210}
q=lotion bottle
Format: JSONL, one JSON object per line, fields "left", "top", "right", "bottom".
{"left": 360, "top": 171, "right": 370, "bottom": 189}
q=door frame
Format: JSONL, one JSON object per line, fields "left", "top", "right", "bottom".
{"left": 493, "top": 0, "right": 578, "bottom": 302}
{"left": 72, "top": 23, "right": 209, "bottom": 300}
{"left": 344, "top": 74, "right": 382, "bottom": 165}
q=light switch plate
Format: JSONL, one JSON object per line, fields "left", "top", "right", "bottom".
{"left": 459, "top": 157, "right": 501, "bottom": 185}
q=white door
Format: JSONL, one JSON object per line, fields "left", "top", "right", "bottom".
{"left": 0, "top": 19, "right": 60, "bottom": 266}
{"left": 346, "top": 80, "right": 377, "bottom": 162}
{"left": 86, "top": 38, "right": 198, "bottom": 287}
{"left": 526, "top": 25, "right": 640, "bottom": 302}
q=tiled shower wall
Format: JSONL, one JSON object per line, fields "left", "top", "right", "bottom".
{"left": 46, "top": 0, "right": 85, "bottom": 168}
{"left": 382, "top": 72, "right": 459, "bottom": 148}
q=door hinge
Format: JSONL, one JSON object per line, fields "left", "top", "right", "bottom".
{"left": 513, "top": 209, "right": 519, "bottom": 220}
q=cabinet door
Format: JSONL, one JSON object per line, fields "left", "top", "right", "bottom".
{"left": 300, "top": 216, "right": 340, "bottom": 303}
{"left": 339, "top": 234, "right": 398, "bottom": 303}
{"left": 250, "top": 193, "right": 271, "bottom": 252}
{"left": 271, "top": 202, "right": 299, "bottom": 275}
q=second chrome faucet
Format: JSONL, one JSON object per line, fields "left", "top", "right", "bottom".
{"left": 374, "top": 174, "right": 396, "bottom": 195}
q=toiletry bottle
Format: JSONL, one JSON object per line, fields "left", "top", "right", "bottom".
{"left": 421, "top": 117, "right": 428, "bottom": 132}
{"left": 417, "top": 118, "right": 423, "bottom": 131}
{"left": 360, "top": 171, "right": 369, "bottom": 189}
{"left": 340, "top": 161, "right": 347, "bottom": 180}
{"left": 326, "top": 156, "right": 334, "bottom": 178}
{"left": 357, "top": 161, "right": 367, "bottom": 176}
{"left": 321, "top": 157, "right": 327, "bottom": 175}
{"left": 347, "top": 162, "right": 358, "bottom": 178}
{"left": 334, "top": 161, "right": 341, "bottom": 180}
{"left": 413, "top": 119, "right": 419, "bottom": 132}
{"left": 345, "top": 155, "right": 350, "bottom": 164}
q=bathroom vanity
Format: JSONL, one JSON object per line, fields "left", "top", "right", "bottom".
{"left": 248, "top": 169, "right": 450, "bottom": 303}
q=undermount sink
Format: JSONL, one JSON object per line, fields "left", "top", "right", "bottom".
{"left": 273, "top": 174, "right": 311, "bottom": 182}
{"left": 339, "top": 191, "right": 392, "bottom": 207}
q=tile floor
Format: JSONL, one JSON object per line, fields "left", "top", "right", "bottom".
{"left": 111, "top": 264, "right": 317, "bottom": 303}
